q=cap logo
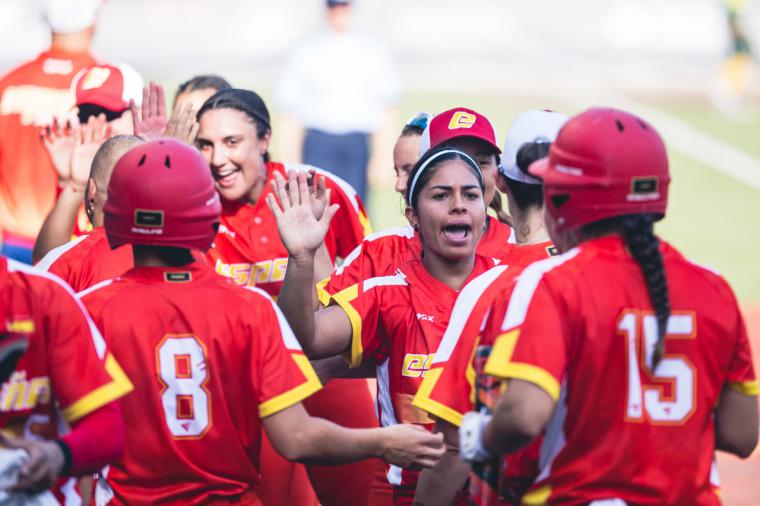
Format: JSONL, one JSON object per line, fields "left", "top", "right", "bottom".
{"left": 81, "top": 68, "right": 111, "bottom": 90}
{"left": 164, "top": 272, "right": 192, "bottom": 283}
{"left": 448, "top": 112, "right": 476, "bottom": 130}
{"left": 134, "top": 209, "right": 164, "bottom": 228}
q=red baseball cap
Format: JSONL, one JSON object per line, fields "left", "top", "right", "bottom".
{"left": 73, "top": 63, "right": 143, "bottom": 112}
{"left": 419, "top": 107, "right": 501, "bottom": 155}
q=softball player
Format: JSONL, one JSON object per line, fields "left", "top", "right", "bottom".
{"left": 317, "top": 107, "right": 515, "bottom": 310}
{"left": 0, "top": 255, "right": 132, "bottom": 498}
{"left": 269, "top": 146, "right": 497, "bottom": 505}
{"left": 459, "top": 108, "right": 759, "bottom": 505}
{"left": 393, "top": 113, "right": 431, "bottom": 195}
{"left": 411, "top": 110, "right": 568, "bottom": 505}
{"left": 196, "top": 88, "right": 377, "bottom": 506}
{"left": 35, "top": 136, "right": 143, "bottom": 291}
{"left": 78, "top": 138, "right": 444, "bottom": 506}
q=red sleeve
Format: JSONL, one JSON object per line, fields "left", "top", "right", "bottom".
{"left": 322, "top": 175, "right": 371, "bottom": 260}
{"left": 329, "top": 273, "right": 385, "bottom": 368}
{"left": 317, "top": 241, "right": 366, "bottom": 307}
{"left": 42, "top": 279, "right": 133, "bottom": 423}
{"left": 252, "top": 291, "right": 323, "bottom": 418}
{"left": 483, "top": 277, "right": 567, "bottom": 402}
{"left": 61, "top": 401, "right": 124, "bottom": 475}
{"left": 726, "top": 306, "right": 759, "bottom": 396}
{"left": 413, "top": 265, "right": 511, "bottom": 426}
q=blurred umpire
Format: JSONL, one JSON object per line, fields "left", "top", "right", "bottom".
{"left": 274, "top": 0, "right": 401, "bottom": 202}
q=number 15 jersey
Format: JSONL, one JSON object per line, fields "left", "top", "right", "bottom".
{"left": 482, "top": 236, "right": 757, "bottom": 506}
{"left": 79, "top": 262, "right": 322, "bottom": 505}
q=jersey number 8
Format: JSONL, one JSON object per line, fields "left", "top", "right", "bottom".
{"left": 157, "top": 335, "right": 211, "bottom": 438}
{"left": 617, "top": 311, "right": 696, "bottom": 425}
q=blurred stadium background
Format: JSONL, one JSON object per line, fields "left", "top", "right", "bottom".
{"left": 3, "top": 0, "right": 760, "bottom": 503}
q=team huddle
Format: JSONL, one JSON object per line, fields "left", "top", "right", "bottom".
{"left": 1, "top": 35, "right": 759, "bottom": 506}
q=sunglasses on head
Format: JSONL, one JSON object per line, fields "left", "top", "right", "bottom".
{"left": 405, "top": 112, "right": 432, "bottom": 130}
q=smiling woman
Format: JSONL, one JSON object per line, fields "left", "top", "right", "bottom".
{"left": 272, "top": 147, "right": 498, "bottom": 505}
{"left": 194, "top": 88, "right": 379, "bottom": 506}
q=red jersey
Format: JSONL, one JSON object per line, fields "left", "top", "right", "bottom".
{"left": 0, "top": 256, "right": 131, "bottom": 437}
{"left": 0, "top": 48, "right": 96, "bottom": 242}
{"left": 481, "top": 236, "right": 758, "bottom": 506}
{"left": 207, "top": 162, "right": 371, "bottom": 297}
{"left": 322, "top": 253, "right": 496, "bottom": 491}
{"left": 79, "top": 261, "right": 322, "bottom": 506}
{"left": 413, "top": 240, "right": 556, "bottom": 503}
{"left": 35, "top": 226, "right": 133, "bottom": 292}
{"left": 317, "top": 217, "right": 514, "bottom": 306}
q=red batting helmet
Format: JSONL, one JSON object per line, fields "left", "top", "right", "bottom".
{"left": 529, "top": 107, "right": 670, "bottom": 231}
{"left": 104, "top": 138, "right": 221, "bottom": 250}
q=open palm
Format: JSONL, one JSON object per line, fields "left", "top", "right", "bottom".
{"left": 267, "top": 170, "right": 339, "bottom": 258}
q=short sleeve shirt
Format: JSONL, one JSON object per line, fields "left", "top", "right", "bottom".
{"left": 80, "top": 261, "right": 321, "bottom": 505}
{"left": 483, "top": 236, "right": 758, "bottom": 505}
{"left": 0, "top": 257, "right": 132, "bottom": 438}
{"left": 208, "top": 162, "right": 370, "bottom": 297}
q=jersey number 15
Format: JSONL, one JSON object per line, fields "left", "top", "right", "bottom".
{"left": 617, "top": 310, "right": 696, "bottom": 425}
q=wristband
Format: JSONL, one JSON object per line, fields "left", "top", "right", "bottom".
{"left": 54, "top": 439, "right": 73, "bottom": 476}
{"left": 458, "top": 410, "right": 493, "bottom": 463}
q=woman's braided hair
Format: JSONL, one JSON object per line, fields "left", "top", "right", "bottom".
{"left": 620, "top": 214, "right": 670, "bottom": 368}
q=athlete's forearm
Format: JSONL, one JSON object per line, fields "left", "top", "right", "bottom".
{"left": 278, "top": 252, "right": 319, "bottom": 352}
{"left": 61, "top": 401, "right": 124, "bottom": 475}
{"left": 413, "top": 420, "right": 469, "bottom": 505}
{"left": 33, "top": 187, "right": 83, "bottom": 263}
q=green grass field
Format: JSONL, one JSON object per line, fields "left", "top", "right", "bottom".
{"left": 367, "top": 93, "right": 760, "bottom": 304}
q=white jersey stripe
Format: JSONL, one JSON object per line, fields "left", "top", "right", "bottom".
{"left": 432, "top": 265, "right": 508, "bottom": 365}
{"left": 34, "top": 234, "right": 89, "bottom": 272}
{"left": 363, "top": 272, "right": 407, "bottom": 291}
{"left": 334, "top": 225, "right": 414, "bottom": 276}
{"left": 501, "top": 248, "right": 580, "bottom": 331}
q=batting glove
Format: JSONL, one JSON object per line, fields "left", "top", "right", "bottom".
{"left": 459, "top": 409, "right": 493, "bottom": 463}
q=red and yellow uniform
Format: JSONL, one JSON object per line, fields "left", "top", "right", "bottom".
{"left": 322, "top": 253, "right": 497, "bottom": 504}
{"left": 35, "top": 226, "right": 133, "bottom": 292}
{"left": 482, "top": 236, "right": 758, "bottom": 505}
{"left": 0, "top": 256, "right": 133, "bottom": 503}
{"left": 208, "top": 161, "right": 375, "bottom": 506}
{"left": 413, "top": 241, "right": 556, "bottom": 503}
{"left": 317, "top": 218, "right": 513, "bottom": 306}
{"left": 208, "top": 162, "right": 370, "bottom": 298}
{"left": 0, "top": 48, "right": 96, "bottom": 252}
{"left": 79, "top": 261, "right": 322, "bottom": 506}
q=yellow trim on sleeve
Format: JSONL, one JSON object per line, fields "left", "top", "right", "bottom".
{"left": 330, "top": 283, "right": 363, "bottom": 368}
{"left": 61, "top": 353, "right": 134, "bottom": 423}
{"left": 521, "top": 484, "right": 552, "bottom": 505}
{"left": 316, "top": 277, "right": 332, "bottom": 308}
{"left": 259, "top": 354, "right": 323, "bottom": 418}
{"left": 7, "top": 319, "right": 34, "bottom": 333}
{"left": 729, "top": 380, "right": 760, "bottom": 396}
{"left": 412, "top": 368, "right": 465, "bottom": 427}
{"left": 486, "top": 329, "right": 520, "bottom": 368}
{"left": 358, "top": 211, "right": 372, "bottom": 237}
{"left": 485, "top": 361, "right": 561, "bottom": 402}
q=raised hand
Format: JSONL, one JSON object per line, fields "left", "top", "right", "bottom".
{"left": 70, "top": 114, "right": 111, "bottom": 192}
{"left": 266, "top": 170, "right": 339, "bottom": 259}
{"left": 130, "top": 81, "right": 168, "bottom": 140}
{"left": 41, "top": 116, "right": 77, "bottom": 187}
{"left": 164, "top": 102, "right": 200, "bottom": 144}
{"left": 378, "top": 424, "right": 445, "bottom": 470}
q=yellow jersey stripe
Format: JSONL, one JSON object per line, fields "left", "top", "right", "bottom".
{"left": 259, "top": 354, "right": 322, "bottom": 418}
{"left": 62, "top": 354, "right": 134, "bottom": 423}
{"left": 729, "top": 380, "right": 760, "bottom": 396}
{"left": 412, "top": 367, "right": 465, "bottom": 427}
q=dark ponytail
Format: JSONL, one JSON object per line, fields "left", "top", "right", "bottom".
{"left": 620, "top": 214, "right": 670, "bottom": 368}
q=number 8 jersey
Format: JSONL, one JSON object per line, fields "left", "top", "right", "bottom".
{"left": 79, "top": 261, "right": 322, "bottom": 506}
{"left": 481, "top": 236, "right": 758, "bottom": 506}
